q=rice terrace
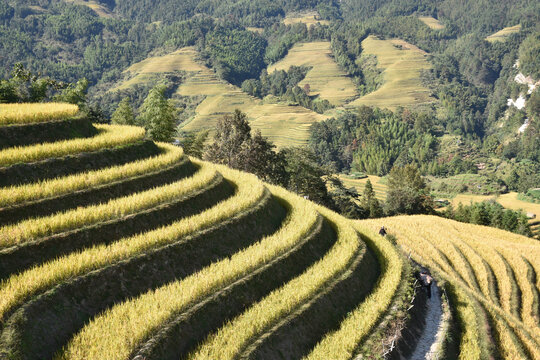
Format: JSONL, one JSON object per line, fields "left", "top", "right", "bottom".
{"left": 0, "top": 0, "right": 540, "bottom": 359}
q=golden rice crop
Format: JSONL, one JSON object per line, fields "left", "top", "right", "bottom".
{"left": 362, "top": 215, "right": 540, "bottom": 359}
{"left": 189, "top": 204, "right": 361, "bottom": 360}
{"left": 0, "top": 103, "right": 79, "bottom": 126}
{"left": 303, "top": 223, "right": 403, "bottom": 360}
{"left": 0, "top": 165, "right": 217, "bottom": 248}
{"left": 0, "top": 143, "right": 183, "bottom": 208}
{"left": 57, "top": 185, "right": 319, "bottom": 360}
{"left": 0, "top": 162, "right": 265, "bottom": 323}
{"left": 0, "top": 124, "right": 145, "bottom": 167}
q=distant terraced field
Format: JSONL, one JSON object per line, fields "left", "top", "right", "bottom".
{"left": 283, "top": 11, "right": 330, "bottom": 27}
{"left": 339, "top": 174, "right": 388, "bottom": 201}
{"left": 63, "top": 0, "right": 114, "bottom": 18}
{"left": 350, "top": 36, "right": 436, "bottom": 110}
{"left": 113, "top": 47, "right": 327, "bottom": 148}
{"left": 486, "top": 24, "right": 522, "bottom": 42}
{"left": 268, "top": 41, "right": 359, "bottom": 106}
{"left": 419, "top": 16, "right": 445, "bottom": 30}
{"left": 1, "top": 104, "right": 539, "bottom": 360}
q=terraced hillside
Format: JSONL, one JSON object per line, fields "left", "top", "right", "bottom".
{"left": 338, "top": 174, "right": 388, "bottom": 202}
{"left": 361, "top": 216, "right": 540, "bottom": 359}
{"left": 0, "top": 104, "right": 407, "bottom": 360}
{"left": 2, "top": 104, "right": 539, "bottom": 360}
{"left": 486, "top": 25, "right": 522, "bottom": 42}
{"left": 350, "top": 36, "right": 436, "bottom": 110}
{"left": 268, "top": 41, "right": 359, "bottom": 106}
{"left": 114, "top": 46, "right": 327, "bottom": 148}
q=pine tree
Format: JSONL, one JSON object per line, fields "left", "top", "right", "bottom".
{"left": 111, "top": 97, "right": 135, "bottom": 125}
{"left": 137, "top": 85, "right": 177, "bottom": 142}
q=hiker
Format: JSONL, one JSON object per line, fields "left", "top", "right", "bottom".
{"left": 378, "top": 226, "right": 387, "bottom": 237}
{"left": 419, "top": 271, "right": 433, "bottom": 298}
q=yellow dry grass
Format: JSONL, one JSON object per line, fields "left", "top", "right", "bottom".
{"left": 0, "top": 103, "right": 79, "bottom": 126}
{"left": 0, "top": 161, "right": 266, "bottom": 323}
{"left": 349, "top": 36, "right": 435, "bottom": 110}
{"left": 268, "top": 41, "right": 359, "bottom": 106}
{"left": 283, "top": 11, "right": 330, "bottom": 27}
{"left": 190, "top": 206, "right": 370, "bottom": 360}
{"left": 419, "top": 16, "right": 445, "bottom": 30}
{"left": 0, "top": 143, "right": 183, "bottom": 208}
{"left": 361, "top": 215, "right": 540, "bottom": 359}
{"left": 57, "top": 185, "right": 320, "bottom": 360}
{"left": 0, "top": 124, "right": 145, "bottom": 167}
{"left": 486, "top": 25, "right": 522, "bottom": 43}
{"left": 0, "top": 165, "right": 217, "bottom": 248}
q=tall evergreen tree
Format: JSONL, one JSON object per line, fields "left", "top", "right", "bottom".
{"left": 137, "top": 84, "right": 177, "bottom": 142}
{"left": 111, "top": 97, "right": 135, "bottom": 125}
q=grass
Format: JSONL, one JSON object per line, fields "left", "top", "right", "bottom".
{"left": 268, "top": 41, "right": 358, "bottom": 106}
{"left": 0, "top": 143, "right": 183, "bottom": 208}
{"left": 486, "top": 25, "right": 522, "bottom": 42}
{"left": 0, "top": 162, "right": 266, "bottom": 323}
{"left": 56, "top": 185, "right": 319, "bottom": 360}
{"left": 0, "top": 165, "right": 217, "bottom": 248}
{"left": 419, "top": 16, "right": 445, "bottom": 30}
{"left": 282, "top": 11, "right": 330, "bottom": 27}
{"left": 0, "top": 103, "right": 79, "bottom": 126}
{"left": 188, "top": 205, "right": 368, "bottom": 360}
{"left": 0, "top": 124, "right": 145, "bottom": 167}
{"left": 349, "top": 36, "right": 436, "bottom": 110}
{"left": 360, "top": 215, "right": 540, "bottom": 359}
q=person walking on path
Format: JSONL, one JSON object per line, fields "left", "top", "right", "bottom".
{"left": 419, "top": 271, "right": 433, "bottom": 298}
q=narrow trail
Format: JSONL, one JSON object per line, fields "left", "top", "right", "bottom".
{"left": 409, "top": 282, "right": 445, "bottom": 360}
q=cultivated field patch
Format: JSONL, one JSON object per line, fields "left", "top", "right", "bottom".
{"left": 282, "top": 11, "right": 330, "bottom": 27}
{"left": 350, "top": 36, "right": 436, "bottom": 110}
{"left": 419, "top": 16, "right": 445, "bottom": 30}
{"left": 268, "top": 41, "right": 359, "bottom": 106}
{"left": 486, "top": 25, "right": 522, "bottom": 42}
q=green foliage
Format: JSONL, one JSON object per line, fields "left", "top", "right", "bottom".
{"left": 45, "top": 4, "right": 104, "bottom": 42}
{"left": 280, "top": 147, "right": 332, "bottom": 205}
{"left": 137, "top": 84, "right": 177, "bottom": 142}
{"left": 54, "top": 78, "right": 89, "bottom": 107}
{"left": 205, "top": 27, "right": 267, "bottom": 85}
{"left": 445, "top": 201, "right": 532, "bottom": 237}
{"left": 242, "top": 66, "right": 309, "bottom": 98}
{"left": 310, "top": 107, "right": 440, "bottom": 175}
{"left": 384, "top": 164, "right": 434, "bottom": 215}
{"left": 362, "top": 179, "right": 383, "bottom": 218}
{"left": 179, "top": 130, "right": 209, "bottom": 159}
{"left": 111, "top": 97, "right": 135, "bottom": 125}
{"left": 204, "top": 110, "right": 288, "bottom": 186}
